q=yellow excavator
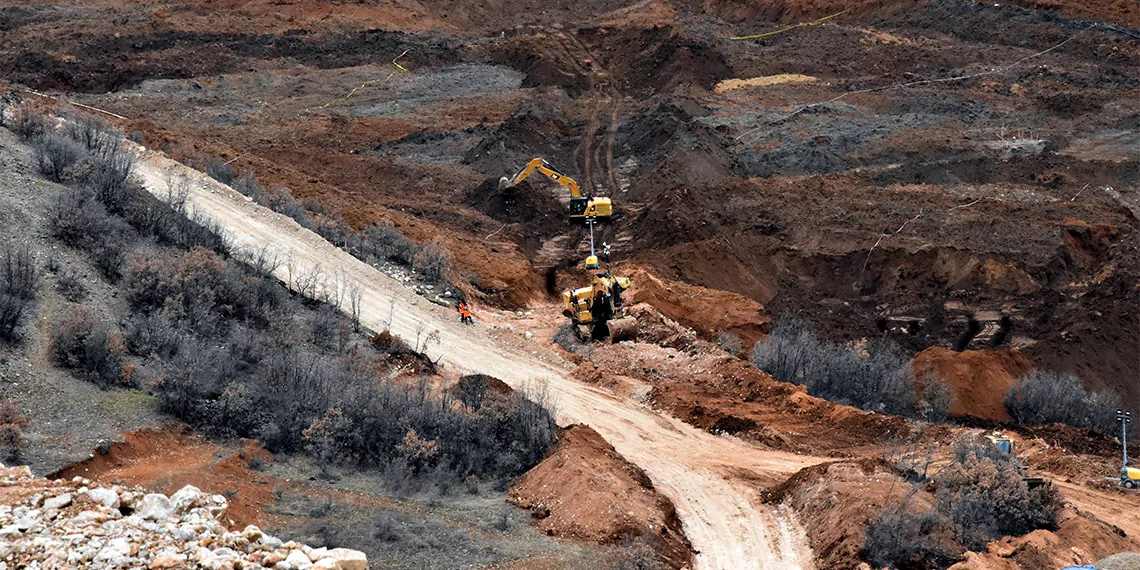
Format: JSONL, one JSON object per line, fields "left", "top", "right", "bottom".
{"left": 562, "top": 242, "right": 638, "bottom": 343}
{"left": 499, "top": 158, "right": 613, "bottom": 220}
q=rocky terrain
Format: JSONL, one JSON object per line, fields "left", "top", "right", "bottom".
{"left": 0, "top": 463, "right": 367, "bottom": 570}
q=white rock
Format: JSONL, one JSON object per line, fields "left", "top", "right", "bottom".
{"left": 136, "top": 494, "right": 173, "bottom": 521}
{"left": 260, "top": 535, "right": 284, "bottom": 550}
{"left": 284, "top": 549, "right": 314, "bottom": 569}
{"left": 44, "top": 492, "right": 72, "bottom": 510}
{"left": 169, "top": 485, "right": 203, "bottom": 513}
{"left": 87, "top": 488, "right": 120, "bottom": 509}
{"left": 96, "top": 536, "right": 131, "bottom": 559}
{"left": 325, "top": 548, "right": 368, "bottom": 570}
{"left": 241, "top": 524, "right": 263, "bottom": 542}
{"left": 312, "top": 559, "right": 341, "bottom": 570}
{"left": 524, "top": 331, "right": 534, "bottom": 340}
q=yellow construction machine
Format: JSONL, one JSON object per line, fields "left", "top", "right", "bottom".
{"left": 985, "top": 432, "right": 1050, "bottom": 489}
{"left": 499, "top": 158, "right": 613, "bottom": 220}
{"left": 562, "top": 243, "right": 638, "bottom": 343}
{"left": 1122, "top": 466, "right": 1140, "bottom": 489}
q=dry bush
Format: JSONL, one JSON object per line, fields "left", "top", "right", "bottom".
{"left": 0, "top": 244, "right": 37, "bottom": 343}
{"left": 54, "top": 265, "right": 87, "bottom": 302}
{"left": 351, "top": 222, "right": 416, "bottom": 266}
{"left": 1005, "top": 369, "right": 1120, "bottom": 436}
{"left": 51, "top": 305, "right": 128, "bottom": 387}
{"left": 7, "top": 105, "right": 50, "bottom": 140}
{"left": 205, "top": 158, "right": 236, "bottom": 185}
{"left": 414, "top": 242, "right": 451, "bottom": 283}
{"left": 0, "top": 398, "right": 30, "bottom": 459}
{"left": 752, "top": 317, "right": 917, "bottom": 417}
{"left": 33, "top": 133, "right": 86, "bottom": 182}
{"left": 936, "top": 438, "right": 1061, "bottom": 550}
{"left": 863, "top": 507, "right": 959, "bottom": 570}
{"left": 715, "top": 331, "right": 743, "bottom": 355}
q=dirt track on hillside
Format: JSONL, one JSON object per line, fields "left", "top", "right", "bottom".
{"left": 130, "top": 146, "right": 822, "bottom": 570}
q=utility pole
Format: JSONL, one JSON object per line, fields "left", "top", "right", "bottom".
{"left": 1119, "top": 409, "right": 1132, "bottom": 468}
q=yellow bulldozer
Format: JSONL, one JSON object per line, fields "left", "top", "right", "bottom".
{"left": 499, "top": 158, "right": 613, "bottom": 220}
{"left": 985, "top": 432, "right": 1050, "bottom": 489}
{"left": 562, "top": 243, "right": 638, "bottom": 343}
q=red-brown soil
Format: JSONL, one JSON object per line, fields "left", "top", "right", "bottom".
{"left": 509, "top": 424, "right": 694, "bottom": 569}
{"left": 53, "top": 425, "right": 274, "bottom": 528}
{"left": 912, "top": 347, "right": 1036, "bottom": 422}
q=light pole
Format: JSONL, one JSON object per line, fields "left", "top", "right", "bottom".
{"left": 1119, "top": 409, "right": 1132, "bottom": 469}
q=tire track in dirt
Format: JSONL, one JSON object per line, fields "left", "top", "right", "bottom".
{"left": 130, "top": 146, "right": 821, "bottom": 570}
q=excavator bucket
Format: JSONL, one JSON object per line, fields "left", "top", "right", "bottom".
{"left": 605, "top": 316, "right": 639, "bottom": 343}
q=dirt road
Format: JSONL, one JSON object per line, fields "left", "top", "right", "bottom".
{"left": 132, "top": 147, "right": 821, "bottom": 570}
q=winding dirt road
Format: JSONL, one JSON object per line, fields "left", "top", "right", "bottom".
{"left": 132, "top": 147, "right": 821, "bottom": 570}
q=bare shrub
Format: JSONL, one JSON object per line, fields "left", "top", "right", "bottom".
{"left": 67, "top": 115, "right": 114, "bottom": 152}
{"left": 752, "top": 317, "right": 917, "bottom": 417}
{"left": 1005, "top": 369, "right": 1120, "bottom": 436}
{"left": 54, "top": 265, "right": 87, "bottom": 302}
{"left": 2, "top": 244, "right": 37, "bottom": 300}
{"left": 714, "top": 331, "right": 743, "bottom": 355}
{"left": 352, "top": 222, "right": 415, "bottom": 266}
{"left": 33, "top": 133, "right": 86, "bottom": 182}
{"left": 593, "top": 537, "right": 668, "bottom": 570}
{"left": 414, "top": 242, "right": 451, "bottom": 282}
{"left": 49, "top": 187, "right": 136, "bottom": 279}
{"left": 0, "top": 293, "right": 31, "bottom": 343}
{"left": 123, "top": 312, "right": 183, "bottom": 359}
{"left": 458, "top": 375, "right": 489, "bottom": 412}
{"left": 206, "top": 158, "right": 236, "bottom": 185}
{"left": 8, "top": 106, "right": 50, "bottom": 140}
{"left": 921, "top": 374, "right": 953, "bottom": 423}
{"left": 232, "top": 168, "right": 263, "bottom": 202}
{"left": 936, "top": 438, "right": 1061, "bottom": 550}
{"left": 85, "top": 140, "right": 135, "bottom": 215}
{"left": 372, "top": 512, "right": 401, "bottom": 542}
{"left": 51, "top": 305, "right": 128, "bottom": 387}
{"left": 0, "top": 398, "right": 30, "bottom": 459}
{"left": 863, "top": 508, "right": 959, "bottom": 570}
{"left": 0, "top": 244, "right": 37, "bottom": 343}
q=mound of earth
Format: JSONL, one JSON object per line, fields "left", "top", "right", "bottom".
{"left": 949, "top": 509, "right": 1137, "bottom": 570}
{"left": 912, "top": 347, "right": 1035, "bottom": 422}
{"left": 509, "top": 424, "right": 693, "bottom": 569}
{"left": 464, "top": 103, "right": 580, "bottom": 176}
{"left": 52, "top": 426, "right": 274, "bottom": 528}
{"left": 623, "top": 268, "right": 770, "bottom": 348}
{"left": 617, "top": 102, "right": 736, "bottom": 200}
{"left": 765, "top": 459, "right": 947, "bottom": 569}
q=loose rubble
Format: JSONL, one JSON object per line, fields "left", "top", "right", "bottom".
{"left": 0, "top": 463, "right": 368, "bottom": 570}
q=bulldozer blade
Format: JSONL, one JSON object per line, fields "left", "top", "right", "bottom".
{"left": 606, "top": 317, "right": 639, "bottom": 343}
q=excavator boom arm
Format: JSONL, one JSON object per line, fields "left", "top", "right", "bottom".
{"left": 501, "top": 158, "right": 584, "bottom": 198}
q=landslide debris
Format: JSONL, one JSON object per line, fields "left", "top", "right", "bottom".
{"left": 509, "top": 424, "right": 693, "bottom": 569}
{"left": 912, "top": 347, "right": 1035, "bottom": 423}
{"left": 0, "top": 463, "right": 367, "bottom": 570}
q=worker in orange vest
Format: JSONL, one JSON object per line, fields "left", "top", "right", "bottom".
{"left": 456, "top": 301, "right": 473, "bottom": 325}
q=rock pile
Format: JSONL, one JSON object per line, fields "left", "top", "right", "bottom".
{"left": 0, "top": 463, "right": 367, "bottom": 570}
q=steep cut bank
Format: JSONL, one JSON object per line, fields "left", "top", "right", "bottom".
{"left": 510, "top": 424, "right": 694, "bottom": 569}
